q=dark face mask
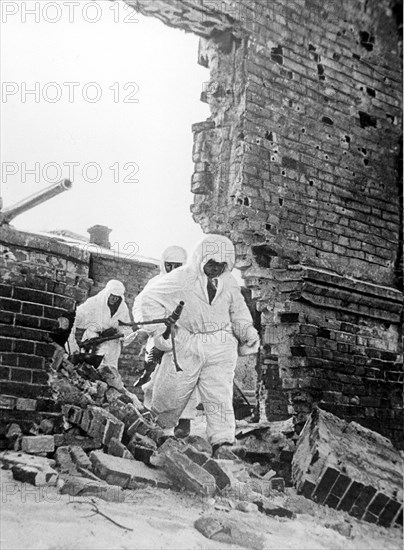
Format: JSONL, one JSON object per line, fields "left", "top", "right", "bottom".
{"left": 203, "top": 259, "right": 227, "bottom": 278}
{"left": 164, "top": 262, "right": 183, "bottom": 273}
{"left": 107, "top": 294, "right": 122, "bottom": 316}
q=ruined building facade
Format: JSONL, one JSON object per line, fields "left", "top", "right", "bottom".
{"left": 133, "top": 0, "right": 403, "bottom": 446}
{"left": 0, "top": 0, "right": 402, "bottom": 447}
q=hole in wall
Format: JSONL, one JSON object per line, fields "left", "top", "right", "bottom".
{"left": 271, "top": 45, "right": 284, "bottom": 65}
{"left": 359, "top": 111, "right": 377, "bottom": 128}
{"left": 359, "top": 30, "right": 375, "bottom": 51}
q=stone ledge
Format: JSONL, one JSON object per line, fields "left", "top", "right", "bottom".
{"left": 0, "top": 227, "right": 89, "bottom": 264}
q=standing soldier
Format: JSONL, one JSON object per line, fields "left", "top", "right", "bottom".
{"left": 133, "top": 235, "right": 259, "bottom": 456}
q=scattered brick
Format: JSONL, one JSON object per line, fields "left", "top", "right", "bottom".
{"left": 11, "top": 464, "right": 58, "bottom": 486}
{"left": 108, "top": 437, "right": 134, "bottom": 460}
{"left": 55, "top": 446, "right": 78, "bottom": 474}
{"left": 70, "top": 445, "right": 91, "bottom": 469}
{"left": 292, "top": 408, "right": 403, "bottom": 526}
{"left": 161, "top": 448, "right": 216, "bottom": 496}
{"left": 90, "top": 450, "right": 173, "bottom": 490}
{"left": 60, "top": 475, "right": 125, "bottom": 503}
{"left": 21, "top": 436, "right": 55, "bottom": 454}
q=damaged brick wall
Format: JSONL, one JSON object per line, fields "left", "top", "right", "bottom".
{"left": 0, "top": 226, "right": 91, "bottom": 425}
{"left": 130, "top": 0, "right": 403, "bottom": 446}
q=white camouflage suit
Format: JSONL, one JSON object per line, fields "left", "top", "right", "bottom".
{"left": 68, "top": 279, "right": 132, "bottom": 368}
{"left": 139, "top": 245, "right": 199, "bottom": 420}
{"left": 133, "top": 234, "right": 260, "bottom": 446}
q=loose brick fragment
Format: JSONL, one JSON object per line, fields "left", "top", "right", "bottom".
{"left": 55, "top": 446, "right": 78, "bottom": 474}
{"left": 90, "top": 450, "right": 172, "bottom": 489}
{"left": 12, "top": 464, "right": 58, "bottom": 486}
{"left": 108, "top": 437, "right": 134, "bottom": 460}
{"left": 21, "top": 435, "right": 55, "bottom": 454}
{"left": 292, "top": 408, "right": 403, "bottom": 526}
{"left": 70, "top": 446, "right": 91, "bottom": 469}
{"left": 161, "top": 448, "right": 216, "bottom": 496}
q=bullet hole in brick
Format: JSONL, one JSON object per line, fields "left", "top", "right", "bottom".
{"left": 325, "top": 155, "right": 329, "bottom": 160}
{"left": 252, "top": 244, "right": 278, "bottom": 268}
{"left": 301, "top": 128, "right": 306, "bottom": 133}
{"left": 361, "top": 148, "right": 367, "bottom": 155}
{"left": 366, "top": 87, "right": 375, "bottom": 97}
{"left": 359, "top": 30, "right": 375, "bottom": 51}
{"left": 345, "top": 135, "right": 351, "bottom": 143}
{"left": 265, "top": 130, "right": 274, "bottom": 141}
{"left": 238, "top": 131, "right": 245, "bottom": 139}
{"left": 271, "top": 45, "right": 283, "bottom": 65}
{"left": 279, "top": 198, "right": 284, "bottom": 206}
{"left": 359, "top": 111, "right": 377, "bottom": 128}
{"left": 322, "top": 116, "right": 334, "bottom": 125}
{"left": 352, "top": 53, "right": 361, "bottom": 60}
{"left": 265, "top": 224, "right": 272, "bottom": 231}
{"left": 244, "top": 197, "right": 250, "bottom": 206}
{"left": 316, "top": 145, "right": 320, "bottom": 149}
{"left": 308, "top": 44, "right": 316, "bottom": 51}
{"left": 364, "top": 159, "right": 369, "bottom": 166}
{"left": 309, "top": 180, "right": 314, "bottom": 186}
{"left": 333, "top": 52, "right": 341, "bottom": 61}
{"left": 271, "top": 156, "right": 276, "bottom": 161}
{"left": 237, "top": 198, "right": 243, "bottom": 205}
{"left": 352, "top": 172, "right": 356, "bottom": 176}
{"left": 281, "top": 170, "right": 286, "bottom": 176}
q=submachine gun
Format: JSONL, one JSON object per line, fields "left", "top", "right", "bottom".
{"left": 127, "top": 301, "right": 185, "bottom": 387}
{"left": 75, "top": 301, "right": 185, "bottom": 371}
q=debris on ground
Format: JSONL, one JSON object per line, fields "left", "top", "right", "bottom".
{"left": 1, "top": 346, "right": 403, "bottom": 549}
{"left": 292, "top": 407, "right": 403, "bottom": 528}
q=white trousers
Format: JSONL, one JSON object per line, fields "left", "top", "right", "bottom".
{"left": 144, "top": 374, "right": 199, "bottom": 420}
{"left": 151, "top": 330, "right": 237, "bottom": 446}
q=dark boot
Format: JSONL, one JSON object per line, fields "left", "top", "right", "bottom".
{"left": 212, "top": 442, "right": 238, "bottom": 460}
{"left": 174, "top": 418, "right": 191, "bottom": 439}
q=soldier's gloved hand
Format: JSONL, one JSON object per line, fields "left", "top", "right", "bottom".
{"left": 147, "top": 346, "right": 165, "bottom": 366}
{"left": 99, "top": 327, "right": 119, "bottom": 338}
{"left": 153, "top": 333, "right": 173, "bottom": 352}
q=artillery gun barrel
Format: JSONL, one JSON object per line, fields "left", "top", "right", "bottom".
{"left": 0, "top": 179, "right": 72, "bottom": 225}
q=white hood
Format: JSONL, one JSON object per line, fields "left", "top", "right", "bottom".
{"left": 189, "top": 234, "right": 236, "bottom": 276}
{"left": 160, "top": 245, "right": 188, "bottom": 274}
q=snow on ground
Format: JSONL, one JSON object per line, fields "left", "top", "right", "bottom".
{"left": 1, "top": 466, "right": 402, "bottom": 550}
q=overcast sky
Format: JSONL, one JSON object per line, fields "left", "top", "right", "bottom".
{"left": 1, "top": 0, "right": 210, "bottom": 262}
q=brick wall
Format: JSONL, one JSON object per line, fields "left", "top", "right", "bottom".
{"left": 88, "top": 252, "right": 159, "bottom": 387}
{"left": 0, "top": 226, "right": 91, "bottom": 425}
{"left": 0, "top": 0, "right": 401, "bottom": 447}
{"left": 258, "top": 266, "right": 403, "bottom": 446}
{"left": 131, "top": 0, "right": 403, "bottom": 446}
